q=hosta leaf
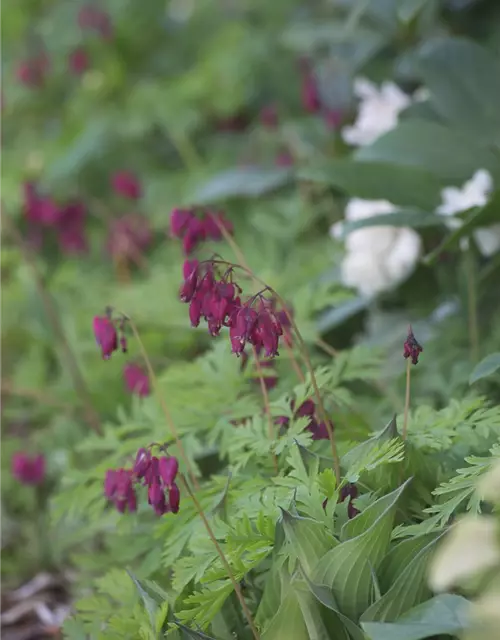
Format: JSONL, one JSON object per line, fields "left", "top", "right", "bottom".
{"left": 194, "top": 167, "right": 291, "bottom": 203}
{"left": 280, "top": 509, "right": 337, "bottom": 576}
{"left": 361, "top": 594, "right": 470, "bottom": 640}
{"left": 261, "top": 583, "right": 309, "bottom": 640}
{"left": 469, "top": 353, "right": 500, "bottom": 385}
{"left": 356, "top": 121, "right": 500, "bottom": 183}
{"left": 417, "top": 37, "right": 500, "bottom": 143}
{"left": 361, "top": 533, "right": 445, "bottom": 622}
{"left": 313, "top": 481, "right": 410, "bottom": 619}
{"left": 377, "top": 533, "right": 440, "bottom": 594}
{"left": 341, "top": 211, "right": 445, "bottom": 236}
{"left": 298, "top": 160, "right": 444, "bottom": 209}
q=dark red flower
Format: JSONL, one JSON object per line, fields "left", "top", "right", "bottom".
{"left": 69, "top": 47, "right": 89, "bottom": 75}
{"left": 104, "top": 468, "right": 137, "bottom": 513}
{"left": 16, "top": 54, "right": 49, "bottom": 88}
{"left": 203, "top": 211, "right": 234, "bottom": 241}
{"left": 339, "top": 483, "right": 360, "bottom": 519}
{"left": 169, "top": 482, "right": 180, "bottom": 513}
{"left": 301, "top": 68, "right": 321, "bottom": 114}
{"left": 133, "top": 448, "right": 151, "bottom": 478}
{"left": 111, "top": 171, "right": 142, "bottom": 200}
{"left": 308, "top": 420, "right": 330, "bottom": 441}
{"left": 124, "top": 363, "right": 150, "bottom": 397}
{"left": 170, "top": 208, "right": 233, "bottom": 255}
{"left": 260, "top": 104, "right": 279, "bottom": 128}
{"left": 158, "top": 456, "right": 178, "bottom": 487}
{"left": 78, "top": 5, "right": 112, "bottom": 39}
{"left": 403, "top": 326, "right": 423, "bottom": 365}
{"left": 57, "top": 202, "right": 88, "bottom": 254}
{"left": 11, "top": 453, "right": 45, "bottom": 485}
{"left": 93, "top": 316, "right": 118, "bottom": 359}
{"left": 170, "top": 209, "right": 194, "bottom": 238}
{"left": 106, "top": 214, "right": 152, "bottom": 261}
{"left": 324, "top": 108, "right": 343, "bottom": 131}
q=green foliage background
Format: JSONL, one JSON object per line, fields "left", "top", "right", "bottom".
{"left": 2, "top": 0, "right": 500, "bottom": 639}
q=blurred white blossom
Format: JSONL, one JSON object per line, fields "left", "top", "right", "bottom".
{"left": 331, "top": 198, "right": 422, "bottom": 297}
{"left": 437, "top": 169, "right": 500, "bottom": 256}
{"left": 342, "top": 78, "right": 412, "bottom": 147}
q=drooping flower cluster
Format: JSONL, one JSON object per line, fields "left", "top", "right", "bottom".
{"left": 180, "top": 260, "right": 284, "bottom": 358}
{"left": 93, "top": 309, "right": 128, "bottom": 360}
{"left": 111, "top": 171, "right": 142, "bottom": 201}
{"left": 104, "top": 448, "right": 180, "bottom": 516}
{"left": 11, "top": 453, "right": 46, "bottom": 485}
{"left": 77, "top": 4, "right": 113, "bottom": 40}
{"left": 275, "top": 398, "right": 330, "bottom": 441}
{"left": 23, "top": 183, "right": 89, "bottom": 254}
{"left": 16, "top": 53, "right": 49, "bottom": 88}
{"left": 170, "top": 208, "right": 234, "bottom": 255}
{"left": 403, "top": 326, "right": 423, "bottom": 365}
{"left": 123, "top": 363, "right": 150, "bottom": 397}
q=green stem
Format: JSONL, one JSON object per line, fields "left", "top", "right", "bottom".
{"left": 465, "top": 245, "right": 479, "bottom": 363}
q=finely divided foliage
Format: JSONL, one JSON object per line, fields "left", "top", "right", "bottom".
{"left": 3, "top": 1, "right": 500, "bottom": 639}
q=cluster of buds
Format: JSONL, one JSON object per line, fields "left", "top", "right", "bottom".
{"left": 180, "top": 260, "right": 284, "bottom": 358}
{"left": 92, "top": 308, "right": 128, "bottom": 360}
{"left": 16, "top": 53, "right": 50, "bottom": 88}
{"left": 77, "top": 4, "right": 112, "bottom": 40}
{"left": 170, "top": 208, "right": 233, "bottom": 255}
{"left": 403, "top": 326, "right": 423, "bottom": 365}
{"left": 104, "top": 448, "right": 180, "bottom": 516}
{"left": 11, "top": 453, "right": 46, "bottom": 486}
{"left": 23, "top": 183, "right": 88, "bottom": 254}
{"left": 275, "top": 398, "right": 330, "bottom": 441}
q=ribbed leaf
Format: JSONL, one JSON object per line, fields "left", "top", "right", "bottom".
{"left": 312, "top": 481, "right": 410, "bottom": 619}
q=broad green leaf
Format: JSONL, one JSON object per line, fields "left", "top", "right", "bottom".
{"left": 361, "top": 533, "right": 445, "bottom": 622}
{"left": 313, "top": 481, "right": 410, "bottom": 619}
{"left": 193, "top": 167, "right": 291, "bottom": 204}
{"left": 298, "top": 160, "right": 444, "bottom": 209}
{"left": 126, "top": 570, "right": 166, "bottom": 632}
{"left": 361, "top": 594, "right": 470, "bottom": 640}
{"left": 417, "top": 37, "right": 500, "bottom": 143}
{"left": 356, "top": 121, "right": 500, "bottom": 182}
{"left": 281, "top": 509, "right": 337, "bottom": 576}
{"left": 317, "top": 296, "right": 371, "bottom": 333}
{"left": 342, "top": 415, "right": 399, "bottom": 472}
{"left": 398, "top": 0, "right": 430, "bottom": 23}
{"left": 377, "top": 533, "right": 440, "bottom": 594}
{"left": 294, "top": 579, "right": 337, "bottom": 640}
{"left": 469, "top": 353, "right": 500, "bottom": 385}
{"left": 341, "top": 211, "right": 445, "bottom": 236}
{"left": 261, "top": 583, "right": 309, "bottom": 640}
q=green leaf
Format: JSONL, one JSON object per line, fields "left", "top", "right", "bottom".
{"left": 469, "top": 353, "right": 500, "bottom": 385}
{"left": 297, "top": 160, "right": 444, "bottom": 209}
{"left": 361, "top": 533, "right": 445, "bottom": 622}
{"left": 313, "top": 481, "right": 410, "bottom": 619}
{"left": 356, "top": 121, "right": 500, "bottom": 183}
{"left": 317, "top": 296, "right": 371, "bottom": 332}
{"left": 261, "top": 583, "right": 309, "bottom": 640}
{"left": 398, "top": 0, "right": 430, "bottom": 23}
{"left": 341, "top": 210, "right": 445, "bottom": 236}
{"left": 417, "top": 37, "right": 500, "bottom": 144}
{"left": 126, "top": 570, "right": 164, "bottom": 632}
{"left": 280, "top": 509, "right": 337, "bottom": 576}
{"left": 361, "top": 594, "right": 470, "bottom": 640}
{"left": 193, "top": 167, "right": 291, "bottom": 204}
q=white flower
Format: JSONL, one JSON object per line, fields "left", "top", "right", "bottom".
{"left": 331, "top": 198, "right": 422, "bottom": 297}
{"left": 436, "top": 169, "right": 500, "bottom": 257}
{"left": 342, "top": 78, "right": 412, "bottom": 147}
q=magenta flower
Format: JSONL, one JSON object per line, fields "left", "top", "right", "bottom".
{"left": 260, "top": 104, "right": 279, "bottom": 128}
{"left": 299, "top": 60, "right": 321, "bottom": 114}
{"left": 158, "top": 456, "right": 179, "bottom": 487}
{"left": 111, "top": 171, "right": 142, "bottom": 200}
{"left": 93, "top": 316, "right": 118, "bottom": 359}
{"left": 69, "top": 47, "right": 89, "bottom": 75}
{"left": 56, "top": 202, "right": 88, "bottom": 254}
{"left": 78, "top": 5, "right": 112, "bottom": 39}
{"left": 11, "top": 453, "right": 45, "bottom": 485}
{"left": 169, "top": 208, "right": 233, "bottom": 255}
{"left": 403, "top": 326, "right": 423, "bottom": 365}
{"left": 107, "top": 448, "right": 181, "bottom": 516}
{"left": 123, "top": 363, "right": 150, "bottom": 397}
{"left": 106, "top": 214, "right": 152, "bottom": 262}
{"left": 16, "top": 54, "right": 49, "bottom": 88}
{"left": 276, "top": 150, "right": 294, "bottom": 167}
{"left": 104, "top": 469, "right": 137, "bottom": 513}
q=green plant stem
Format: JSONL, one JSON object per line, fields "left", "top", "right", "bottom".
{"left": 179, "top": 475, "right": 261, "bottom": 640}
{"left": 252, "top": 346, "right": 278, "bottom": 474}
{"left": 125, "top": 317, "right": 200, "bottom": 491}
{"left": 402, "top": 358, "right": 411, "bottom": 441}
{"left": 465, "top": 245, "right": 479, "bottom": 363}
{"left": 212, "top": 229, "right": 342, "bottom": 485}
{"left": 3, "top": 214, "right": 102, "bottom": 435}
